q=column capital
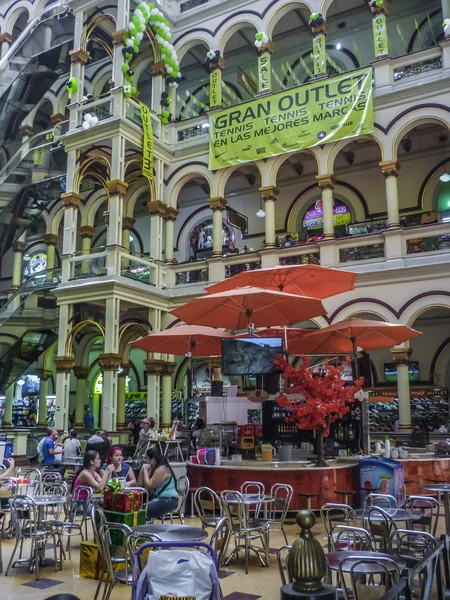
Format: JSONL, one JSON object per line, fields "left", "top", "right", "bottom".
{"left": 259, "top": 186, "right": 279, "bottom": 202}
{"left": 0, "top": 32, "right": 13, "bottom": 45}
{"left": 70, "top": 48, "right": 89, "bottom": 65}
{"left": 151, "top": 61, "right": 166, "bottom": 76}
{"left": 206, "top": 57, "right": 225, "bottom": 73}
{"left": 112, "top": 29, "right": 127, "bottom": 46}
{"left": 310, "top": 17, "right": 328, "bottom": 37}
{"left": 164, "top": 206, "right": 179, "bottom": 222}
{"left": 256, "top": 40, "right": 275, "bottom": 55}
{"left": 54, "top": 355, "right": 75, "bottom": 373}
{"left": 36, "top": 368, "right": 53, "bottom": 380}
{"left": 147, "top": 200, "right": 167, "bottom": 217}
{"left": 19, "top": 124, "right": 35, "bottom": 138}
{"left": 106, "top": 179, "right": 128, "bottom": 198}
{"left": 122, "top": 216, "right": 136, "bottom": 230}
{"left": 380, "top": 160, "right": 400, "bottom": 177}
{"left": 316, "top": 174, "right": 336, "bottom": 189}
{"left": 209, "top": 197, "right": 227, "bottom": 212}
{"left": 73, "top": 365, "right": 91, "bottom": 379}
{"left": 50, "top": 112, "right": 67, "bottom": 125}
{"left": 144, "top": 359, "right": 176, "bottom": 376}
{"left": 43, "top": 233, "right": 60, "bottom": 246}
{"left": 391, "top": 347, "right": 412, "bottom": 365}
{"left": 61, "top": 192, "right": 82, "bottom": 209}
{"left": 118, "top": 363, "right": 131, "bottom": 377}
{"left": 79, "top": 225, "right": 95, "bottom": 239}
{"left": 12, "top": 240, "right": 26, "bottom": 253}
{"left": 370, "top": 0, "right": 388, "bottom": 16}
{"left": 99, "top": 353, "right": 122, "bottom": 371}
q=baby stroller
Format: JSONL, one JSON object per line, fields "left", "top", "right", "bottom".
{"left": 132, "top": 541, "right": 221, "bottom": 600}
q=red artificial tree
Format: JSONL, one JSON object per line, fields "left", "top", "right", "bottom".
{"left": 275, "top": 355, "right": 364, "bottom": 467}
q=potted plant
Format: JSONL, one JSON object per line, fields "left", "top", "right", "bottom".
{"left": 275, "top": 355, "right": 363, "bottom": 467}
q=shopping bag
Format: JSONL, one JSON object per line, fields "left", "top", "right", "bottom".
{"left": 146, "top": 549, "right": 213, "bottom": 600}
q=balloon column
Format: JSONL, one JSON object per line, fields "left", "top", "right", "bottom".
{"left": 122, "top": 0, "right": 181, "bottom": 126}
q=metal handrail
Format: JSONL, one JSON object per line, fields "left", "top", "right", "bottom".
{"left": 0, "top": 268, "right": 61, "bottom": 319}
{"left": 0, "top": 129, "right": 54, "bottom": 184}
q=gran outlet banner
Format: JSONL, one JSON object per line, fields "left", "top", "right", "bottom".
{"left": 209, "top": 67, "right": 373, "bottom": 170}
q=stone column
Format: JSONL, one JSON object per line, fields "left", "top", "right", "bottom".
{"left": 117, "top": 364, "right": 130, "bottom": 430}
{"left": 164, "top": 207, "right": 179, "bottom": 264}
{"left": 256, "top": 40, "right": 274, "bottom": 95}
{"left": 144, "top": 359, "right": 163, "bottom": 428}
{"left": 310, "top": 16, "right": 328, "bottom": 77}
{"left": 207, "top": 57, "right": 225, "bottom": 110}
{"left": 122, "top": 217, "right": 135, "bottom": 255}
{"left": 3, "top": 385, "right": 14, "bottom": 428}
{"left": 11, "top": 238, "right": 26, "bottom": 289}
{"left": 370, "top": 0, "right": 389, "bottom": 57}
{"left": 98, "top": 354, "right": 121, "bottom": 431}
{"left": 44, "top": 233, "right": 59, "bottom": 280}
{"left": 161, "top": 362, "right": 176, "bottom": 428}
{"left": 380, "top": 161, "right": 400, "bottom": 228}
{"left": 60, "top": 192, "right": 81, "bottom": 281}
{"left": 53, "top": 356, "right": 75, "bottom": 430}
{"left": 316, "top": 174, "right": 336, "bottom": 239}
{"left": 391, "top": 347, "right": 413, "bottom": 432}
{"left": 259, "top": 186, "right": 278, "bottom": 248}
{"left": 147, "top": 201, "right": 165, "bottom": 261}
{"left": 79, "top": 225, "right": 95, "bottom": 275}
{"left": 106, "top": 179, "right": 127, "bottom": 249}
{"left": 19, "top": 125, "right": 35, "bottom": 144}
{"left": 0, "top": 32, "right": 13, "bottom": 59}
{"left": 68, "top": 49, "right": 89, "bottom": 129}
{"left": 73, "top": 366, "right": 90, "bottom": 427}
{"left": 36, "top": 369, "right": 53, "bottom": 428}
{"left": 209, "top": 197, "right": 227, "bottom": 257}
{"left": 44, "top": 20, "right": 53, "bottom": 51}
{"left": 151, "top": 61, "right": 166, "bottom": 114}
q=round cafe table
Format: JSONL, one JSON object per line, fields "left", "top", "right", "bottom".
{"left": 131, "top": 523, "right": 208, "bottom": 542}
{"left": 225, "top": 493, "right": 275, "bottom": 519}
{"left": 327, "top": 551, "right": 406, "bottom": 574}
{"left": 354, "top": 508, "right": 422, "bottom": 524}
{"left": 421, "top": 484, "right": 450, "bottom": 533}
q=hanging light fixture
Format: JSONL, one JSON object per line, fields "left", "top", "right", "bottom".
{"left": 256, "top": 197, "right": 265, "bottom": 218}
{"left": 440, "top": 136, "right": 450, "bottom": 182}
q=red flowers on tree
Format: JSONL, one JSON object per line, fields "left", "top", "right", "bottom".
{"left": 275, "top": 355, "right": 364, "bottom": 466}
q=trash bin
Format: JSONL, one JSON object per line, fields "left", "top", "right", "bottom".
{"left": 359, "top": 457, "right": 405, "bottom": 506}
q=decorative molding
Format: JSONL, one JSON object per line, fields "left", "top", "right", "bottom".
{"left": 0, "top": 32, "right": 13, "bottom": 44}
{"left": 147, "top": 200, "right": 167, "bottom": 217}
{"left": 18, "top": 125, "right": 35, "bottom": 137}
{"left": 391, "top": 347, "right": 413, "bottom": 365}
{"left": 73, "top": 366, "right": 91, "bottom": 379}
{"left": 209, "top": 196, "right": 227, "bottom": 212}
{"left": 206, "top": 56, "right": 225, "bottom": 73}
{"left": 12, "top": 241, "right": 26, "bottom": 253}
{"left": 118, "top": 363, "right": 131, "bottom": 378}
{"left": 61, "top": 192, "right": 82, "bottom": 209}
{"left": 53, "top": 355, "right": 75, "bottom": 373}
{"left": 78, "top": 225, "right": 95, "bottom": 239}
{"left": 106, "top": 179, "right": 129, "bottom": 198}
{"left": 43, "top": 233, "right": 60, "bottom": 246}
{"left": 259, "top": 185, "right": 279, "bottom": 202}
{"left": 144, "top": 359, "right": 176, "bottom": 376}
{"left": 380, "top": 160, "right": 400, "bottom": 178}
{"left": 98, "top": 353, "right": 122, "bottom": 371}
{"left": 70, "top": 49, "right": 89, "bottom": 65}
{"left": 164, "top": 206, "right": 179, "bottom": 221}
{"left": 256, "top": 40, "right": 274, "bottom": 56}
{"left": 112, "top": 29, "right": 127, "bottom": 46}
{"left": 316, "top": 174, "right": 336, "bottom": 190}
{"left": 311, "top": 21, "right": 328, "bottom": 37}
{"left": 50, "top": 112, "right": 67, "bottom": 125}
{"left": 151, "top": 61, "right": 166, "bottom": 76}
{"left": 122, "top": 216, "right": 136, "bottom": 230}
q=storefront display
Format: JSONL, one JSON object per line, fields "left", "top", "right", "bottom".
{"left": 302, "top": 198, "right": 352, "bottom": 231}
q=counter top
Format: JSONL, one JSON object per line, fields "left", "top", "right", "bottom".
{"left": 187, "top": 459, "right": 359, "bottom": 471}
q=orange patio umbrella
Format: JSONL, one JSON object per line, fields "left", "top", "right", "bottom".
{"left": 205, "top": 264, "right": 356, "bottom": 299}
{"left": 289, "top": 318, "right": 422, "bottom": 357}
{"left": 129, "top": 325, "right": 234, "bottom": 357}
{"left": 170, "top": 286, "right": 326, "bottom": 332}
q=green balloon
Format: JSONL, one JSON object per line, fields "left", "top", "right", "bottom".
{"left": 129, "top": 24, "right": 137, "bottom": 36}
{"left": 122, "top": 64, "right": 129, "bottom": 73}
{"left": 132, "top": 15, "right": 140, "bottom": 24}
{"left": 131, "top": 86, "right": 137, "bottom": 94}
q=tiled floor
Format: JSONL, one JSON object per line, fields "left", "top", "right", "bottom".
{"left": 0, "top": 513, "right": 446, "bottom": 600}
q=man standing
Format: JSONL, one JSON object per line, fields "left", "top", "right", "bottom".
{"left": 63, "top": 429, "right": 81, "bottom": 462}
{"left": 42, "top": 428, "right": 64, "bottom": 474}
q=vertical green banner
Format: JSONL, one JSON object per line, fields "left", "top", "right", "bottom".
{"left": 313, "top": 34, "right": 327, "bottom": 76}
{"left": 373, "top": 14, "right": 388, "bottom": 57}
{"left": 139, "top": 101, "right": 153, "bottom": 181}
{"left": 209, "top": 69, "right": 222, "bottom": 108}
{"left": 33, "top": 147, "right": 45, "bottom": 166}
{"left": 257, "top": 53, "right": 271, "bottom": 94}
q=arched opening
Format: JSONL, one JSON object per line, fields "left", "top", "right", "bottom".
{"left": 12, "top": 10, "right": 29, "bottom": 41}
{"left": 175, "top": 176, "right": 211, "bottom": 262}
{"left": 176, "top": 42, "right": 210, "bottom": 121}
{"left": 221, "top": 26, "right": 258, "bottom": 106}
{"left": 32, "top": 99, "right": 53, "bottom": 133}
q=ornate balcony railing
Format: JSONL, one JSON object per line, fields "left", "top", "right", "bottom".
{"left": 177, "top": 124, "right": 209, "bottom": 142}
{"left": 175, "top": 267, "right": 209, "bottom": 285}
{"left": 68, "top": 249, "right": 107, "bottom": 281}
{"left": 406, "top": 233, "right": 450, "bottom": 254}
{"left": 393, "top": 56, "right": 442, "bottom": 81}
{"left": 279, "top": 252, "right": 320, "bottom": 266}
{"left": 225, "top": 258, "right": 261, "bottom": 278}
{"left": 339, "top": 243, "right": 385, "bottom": 263}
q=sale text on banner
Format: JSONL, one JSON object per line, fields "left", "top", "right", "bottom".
{"left": 209, "top": 67, "right": 373, "bottom": 170}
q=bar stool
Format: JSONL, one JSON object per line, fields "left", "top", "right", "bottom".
{"left": 297, "top": 492, "right": 319, "bottom": 511}
{"left": 335, "top": 490, "right": 356, "bottom": 506}
{"left": 188, "top": 486, "right": 198, "bottom": 518}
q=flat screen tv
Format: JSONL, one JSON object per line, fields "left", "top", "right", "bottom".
{"left": 222, "top": 337, "right": 283, "bottom": 375}
{"left": 384, "top": 361, "right": 420, "bottom": 383}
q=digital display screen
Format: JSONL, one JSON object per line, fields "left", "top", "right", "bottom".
{"left": 222, "top": 337, "right": 283, "bottom": 375}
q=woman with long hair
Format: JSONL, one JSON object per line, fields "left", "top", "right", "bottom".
{"left": 72, "top": 450, "right": 114, "bottom": 499}
{"left": 102, "top": 446, "right": 136, "bottom": 486}
{"left": 139, "top": 447, "right": 179, "bottom": 520}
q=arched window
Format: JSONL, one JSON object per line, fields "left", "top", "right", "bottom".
{"left": 25, "top": 252, "right": 47, "bottom": 278}
{"left": 301, "top": 198, "right": 351, "bottom": 236}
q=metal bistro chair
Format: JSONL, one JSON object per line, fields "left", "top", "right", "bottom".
{"left": 94, "top": 521, "right": 134, "bottom": 600}
{"left": 221, "top": 490, "right": 269, "bottom": 575}
{"left": 6, "top": 495, "right": 58, "bottom": 580}
{"left": 331, "top": 525, "right": 373, "bottom": 552}
{"left": 389, "top": 529, "right": 436, "bottom": 569}
{"left": 163, "top": 475, "right": 189, "bottom": 524}
{"left": 240, "top": 481, "right": 265, "bottom": 519}
{"left": 406, "top": 495, "right": 440, "bottom": 537}
{"left": 277, "top": 545, "right": 292, "bottom": 586}
{"left": 194, "top": 486, "right": 224, "bottom": 531}
{"left": 257, "top": 483, "right": 293, "bottom": 545}
{"left": 362, "top": 506, "right": 397, "bottom": 551}
{"left": 92, "top": 504, "right": 135, "bottom": 581}
{"left": 363, "top": 493, "right": 397, "bottom": 509}
{"left": 41, "top": 471, "right": 62, "bottom": 492}
{"left": 209, "top": 516, "right": 232, "bottom": 569}
{"left": 320, "top": 503, "right": 357, "bottom": 551}
{"left": 0, "top": 478, "right": 18, "bottom": 537}
{"left": 72, "top": 485, "right": 94, "bottom": 540}
{"left": 50, "top": 488, "right": 84, "bottom": 564}
{"left": 338, "top": 556, "right": 401, "bottom": 600}
{"left": 20, "top": 468, "right": 42, "bottom": 496}
{"left": 41, "top": 481, "right": 69, "bottom": 522}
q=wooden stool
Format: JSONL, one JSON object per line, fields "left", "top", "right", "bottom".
{"left": 335, "top": 490, "right": 356, "bottom": 506}
{"left": 297, "top": 492, "right": 319, "bottom": 511}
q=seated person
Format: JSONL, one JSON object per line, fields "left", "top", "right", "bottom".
{"left": 72, "top": 450, "right": 114, "bottom": 499}
{"left": 63, "top": 430, "right": 81, "bottom": 462}
{"left": 101, "top": 446, "right": 136, "bottom": 487}
{"left": 86, "top": 430, "right": 111, "bottom": 464}
{"left": 0, "top": 458, "right": 15, "bottom": 479}
{"left": 138, "top": 448, "right": 179, "bottom": 520}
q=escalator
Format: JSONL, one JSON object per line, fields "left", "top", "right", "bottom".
{"left": 0, "top": 269, "right": 60, "bottom": 392}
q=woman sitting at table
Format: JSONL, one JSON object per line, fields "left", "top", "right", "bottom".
{"left": 138, "top": 448, "right": 179, "bottom": 520}
{"left": 101, "top": 446, "right": 136, "bottom": 487}
{"left": 72, "top": 450, "right": 115, "bottom": 499}
{"left": 0, "top": 458, "right": 15, "bottom": 479}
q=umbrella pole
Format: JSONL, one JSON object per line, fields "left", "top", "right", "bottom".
{"left": 352, "top": 337, "right": 369, "bottom": 455}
